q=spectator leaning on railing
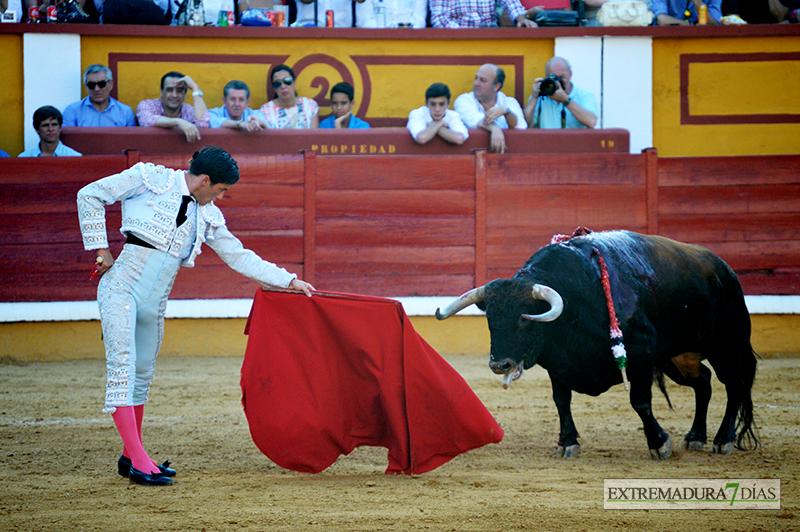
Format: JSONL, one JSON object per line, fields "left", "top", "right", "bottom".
{"left": 407, "top": 83, "right": 469, "bottom": 146}
{"left": 137, "top": 71, "right": 210, "bottom": 143}
{"left": 209, "top": 80, "right": 266, "bottom": 133}
{"left": 454, "top": 63, "right": 527, "bottom": 154}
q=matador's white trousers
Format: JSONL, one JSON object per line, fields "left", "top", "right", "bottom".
{"left": 97, "top": 244, "right": 181, "bottom": 413}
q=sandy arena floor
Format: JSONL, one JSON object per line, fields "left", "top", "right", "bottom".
{"left": 1, "top": 353, "right": 798, "bottom": 531}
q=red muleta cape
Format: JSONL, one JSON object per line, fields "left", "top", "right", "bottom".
{"left": 241, "top": 289, "right": 503, "bottom": 474}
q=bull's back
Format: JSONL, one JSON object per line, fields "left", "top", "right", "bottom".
{"left": 572, "top": 231, "right": 750, "bottom": 358}
{"left": 633, "top": 233, "right": 749, "bottom": 357}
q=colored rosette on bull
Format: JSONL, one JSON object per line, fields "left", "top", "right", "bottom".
{"left": 595, "top": 246, "right": 630, "bottom": 391}
{"left": 611, "top": 338, "right": 629, "bottom": 390}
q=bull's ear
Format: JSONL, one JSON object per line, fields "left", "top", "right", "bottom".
{"left": 476, "top": 300, "right": 486, "bottom": 311}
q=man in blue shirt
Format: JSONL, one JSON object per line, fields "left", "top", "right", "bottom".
{"left": 63, "top": 65, "right": 137, "bottom": 127}
{"left": 19, "top": 106, "right": 82, "bottom": 157}
{"left": 208, "top": 80, "right": 265, "bottom": 133}
{"left": 652, "top": 0, "right": 722, "bottom": 24}
{"left": 523, "top": 56, "right": 598, "bottom": 130}
{"left": 319, "top": 82, "right": 370, "bottom": 129}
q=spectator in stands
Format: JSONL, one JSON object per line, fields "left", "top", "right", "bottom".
{"left": 63, "top": 65, "right": 136, "bottom": 128}
{"left": 23, "top": 0, "right": 99, "bottom": 22}
{"left": 355, "top": 0, "right": 427, "bottom": 27}
{"left": 430, "top": 0, "right": 537, "bottom": 26}
{"left": 320, "top": 82, "right": 370, "bottom": 129}
{"left": 102, "top": 0, "right": 174, "bottom": 24}
{"left": 454, "top": 63, "right": 526, "bottom": 154}
{"left": 523, "top": 56, "right": 598, "bottom": 129}
{"left": 3, "top": 0, "right": 23, "bottom": 20}
{"left": 723, "top": 0, "right": 798, "bottom": 23}
{"left": 653, "top": 0, "right": 722, "bottom": 24}
{"left": 259, "top": 64, "right": 319, "bottom": 129}
{"left": 19, "top": 106, "right": 82, "bottom": 157}
{"left": 407, "top": 83, "right": 469, "bottom": 146}
{"left": 209, "top": 80, "right": 266, "bottom": 132}
{"left": 579, "top": 0, "right": 609, "bottom": 26}
{"left": 137, "top": 71, "right": 209, "bottom": 143}
{"left": 294, "top": 0, "right": 363, "bottom": 26}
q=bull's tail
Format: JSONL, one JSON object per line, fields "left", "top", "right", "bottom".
{"left": 654, "top": 368, "right": 673, "bottom": 411}
{"left": 735, "top": 348, "right": 760, "bottom": 451}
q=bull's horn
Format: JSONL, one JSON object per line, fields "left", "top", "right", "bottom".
{"left": 521, "top": 284, "right": 564, "bottom": 322}
{"left": 435, "top": 286, "right": 485, "bottom": 320}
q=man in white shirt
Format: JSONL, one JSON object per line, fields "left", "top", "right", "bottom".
{"left": 294, "top": 0, "right": 364, "bottom": 26}
{"left": 355, "top": 0, "right": 427, "bottom": 27}
{"left": 407, "top": 83, "right": 469, "bottom": 146}
{"left": 453, "top": 63, "right": 526, "bottom": 154}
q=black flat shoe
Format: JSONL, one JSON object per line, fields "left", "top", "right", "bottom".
{"left": 128, "top": 466, "right": 174, "bottom": 486}
{"left": 118, "top": 455, "right": 177, "bottom": 478}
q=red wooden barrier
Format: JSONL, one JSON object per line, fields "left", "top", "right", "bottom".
{"left": 60, "top": 127, "right": 631, "bottom": 157}
{"left": 0, "top": 156, "right": 132, "bottom": 302}
{"left": 658, "top": 155, "right": 800, "bottom": 295}
{"left": 1, "top": 151, "right": 798, "bottom": 303}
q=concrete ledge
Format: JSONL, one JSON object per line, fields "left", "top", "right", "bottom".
{"left": 1, "top": 295, "right": 797, "bottom": 323}
{"left": 1, "top": 303, "right": 798, "bottom": 363}
{"left": 0, "top": 297, "right": 487, "bottom": 323}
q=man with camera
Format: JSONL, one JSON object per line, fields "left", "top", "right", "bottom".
{"left": 524, "top": 56, "right": 597, "bottom": 129}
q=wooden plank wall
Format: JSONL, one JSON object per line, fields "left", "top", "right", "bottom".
{"left": 658, "top": 155, "right": 800, "bottom": 295}
{"left": 312, "top": 153, "right": 477, "bottom": 296}
{"left": 0, "top": 156, "right": 132, "bottom": 303}
{"left": 483, "top": 151, "right": 653, "bottom": 281}
{"left": 1, "top": 151, "right": 797, "bottom": 303}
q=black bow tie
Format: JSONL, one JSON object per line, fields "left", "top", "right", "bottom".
{"left": 176, "top": 195, "right": 194, "bottom": 227}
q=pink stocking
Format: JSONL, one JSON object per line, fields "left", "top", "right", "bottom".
{"left": 113, "top": 406, "right": 158, "bottom": 475}
{"left": 134, "top": 404, "right": 145, "bottom": 444}
{"left": 134, "top": 404, "right": 157, "bottom": 467}
{"left": 121, "top": 404, "right": 145, "bottom": 459}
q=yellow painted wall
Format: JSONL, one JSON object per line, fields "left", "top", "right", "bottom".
{"left": 0, "top": 34, "right": 24, "bottom": 157}
{"left": 79, "top": 35, "right": 553, "bottom": 125}
{"left": 1, "top": 314, "right": 797, "bottom": 364}
{"left": 653, "top": 36, "right": 800, "bottom": 157}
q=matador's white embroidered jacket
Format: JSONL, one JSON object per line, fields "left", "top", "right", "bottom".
{"left": 77, "top": 162, "right": 296, "bottom": 288}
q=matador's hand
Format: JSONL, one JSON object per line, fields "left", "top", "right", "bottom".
{"left": 289, "top": 278, "right": 315, "bottom": 297}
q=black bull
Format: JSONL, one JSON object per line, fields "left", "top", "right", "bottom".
{"left": 436, "top": 230, "right": 759, "bottom": 459}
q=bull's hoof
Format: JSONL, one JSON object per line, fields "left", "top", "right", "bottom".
{"left": 712, "top": 442, "right": 734, "bottom": 455}
{"left": 649, "top": 434, "right": 672, "bottom": 460}
{"left": 558, "top": 444, "right": 581, "bottom": 459}
{"left": 682, "top": 440, "right": 704, "bottom": 452}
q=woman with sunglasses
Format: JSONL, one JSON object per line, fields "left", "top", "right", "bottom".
{"left": 259, "top": 64, "right": 320, "bottom": 129}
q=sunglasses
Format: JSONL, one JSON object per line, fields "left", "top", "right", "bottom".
{"left": 86, "top": 80, "right": 109, "bottom": 90}
{"left": 272, "top": 77, "right": 293, "bottom": 89}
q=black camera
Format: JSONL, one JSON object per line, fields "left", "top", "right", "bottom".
{"left": 539, "top": 74, "right": 563, "bottom": 97}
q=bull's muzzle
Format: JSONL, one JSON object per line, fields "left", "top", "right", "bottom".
{"left": 489, "top": 357, "right": 518, "bottom": 375}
